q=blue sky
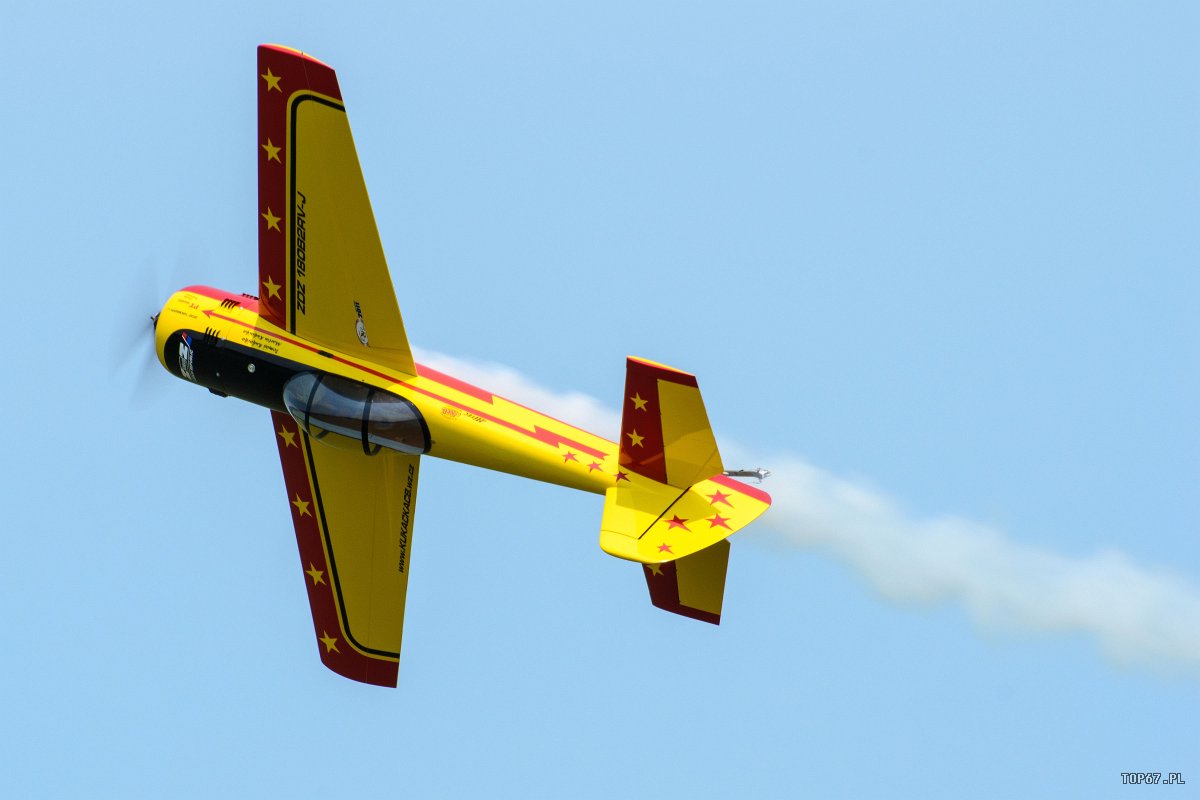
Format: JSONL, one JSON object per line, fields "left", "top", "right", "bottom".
{"left": 4, "top": 2, "right": 1198, "bottom": 797}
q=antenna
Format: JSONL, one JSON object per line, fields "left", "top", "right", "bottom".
{"left": 722, "top": 468, "right": 771, "bottom": 483}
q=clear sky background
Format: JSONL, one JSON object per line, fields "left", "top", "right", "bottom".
{"left": 4, "top": 2, "right": 1198, "bottom": 797}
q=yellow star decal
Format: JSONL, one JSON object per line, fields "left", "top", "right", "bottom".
{"left": 261, "top": 68, "right": 282, "bottom": 92}
{"left": 631, "top": 393, "right": 648, "bottom": 411}
{"left": 626, "top": 429, "right": 645, "bottom": 448}
{"left": 291, "top": 494, "right": 311, "bottom": 517}
{"left": 647, "top": 563, "right": 663, "bottom": 576}
{"left": 319, "top": 631, "right": 339, "bottom": 653}
{"left": 261, "top": 138, "right": 281, "bottom": 162}
{"left": 306, "top": 563, "right": 325, "bottom": 585}
{"left": 276, "top": 424, "right": 297, "bottom": 448}
{"left": 262, "top": 274, "right": 281, "bottom": 299}
{"left": 261, "top": 207, "right": 281, "bottom": 231}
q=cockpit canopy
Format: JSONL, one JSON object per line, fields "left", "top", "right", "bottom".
{"left": 282, "top": 372, "right": 429, "bottom": 456}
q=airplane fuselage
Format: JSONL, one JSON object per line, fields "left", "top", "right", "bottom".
{"left": 156, "top": 285, "right": 620, "bottom": 495}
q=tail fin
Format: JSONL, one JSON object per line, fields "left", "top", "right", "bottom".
{"left": 617, "top": 356, "right": 723, "bottom": 488}
{"left": 643, "top": 539, "right": 730, "bottom": 625}
{"left": 599, "top": 357, "right": 770, "bottom": 623}
{"left": 599, "top": 357, "right": 771, "bottom": 564}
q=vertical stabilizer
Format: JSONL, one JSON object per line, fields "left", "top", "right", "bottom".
{"left": 618, "top": 357, "right": 724, "bottom": 488}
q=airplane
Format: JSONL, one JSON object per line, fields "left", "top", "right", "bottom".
{"left": 152, "top": 44, "right": 772, "bottom": 687}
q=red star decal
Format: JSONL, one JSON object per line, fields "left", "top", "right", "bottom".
{"left": 614, "top": 471, "right": 630, "bottom": 483}
{"left": 667, "top": 515, "right": 689, "bottom": 530}
{"left": 707, "top": 514, "right": 732, "bottom": 530}
{"left": 657, "top": 542, "right": 673, "bottom": 554}
{"left": 562, "top": 451, "right": 578, "bottom": 463}
{"left": 587, "top": 461, "right": 603, "bottom": 472}
{"left": 707, "top": 490, "right": 733, "bottom": 507}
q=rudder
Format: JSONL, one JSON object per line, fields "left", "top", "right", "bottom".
{"left": 643, "top": 539, "right": 731, "bottom": 625}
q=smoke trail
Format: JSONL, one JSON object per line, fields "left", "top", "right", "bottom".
{"left": 750, "top": 456, "right": 1200, "bottom": 672}
{"left": 414, "top": 348, "right": 622, "bottom": 437}
{"left": 414, "top": 348, "right": 1200, "bottom": 674}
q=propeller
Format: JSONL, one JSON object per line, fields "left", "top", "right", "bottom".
{"left": 113, "top": 236, "right": 215, "bottom": 403}
{"left": 112, "top": 246, "right": 193, "bottom": 404}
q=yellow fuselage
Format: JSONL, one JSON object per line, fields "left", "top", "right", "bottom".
{"left": 156, "top": 285, "right": 618, "bottom": 495}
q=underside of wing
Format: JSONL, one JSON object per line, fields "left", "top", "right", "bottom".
{"left": 271, "top": 410, "right": 419, "bottom": 687}
{"left": 257, "top": 45, "right": 415, "bottom": 375}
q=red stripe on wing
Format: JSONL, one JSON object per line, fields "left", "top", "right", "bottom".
{"left": 710, "top": 473, "right": 772, "bottom": 505}
{"left": 270, "top": 410, "right": 398, "bottom": 687}
{"left": 256, "top": 45, "right": 343, "bottom": 331}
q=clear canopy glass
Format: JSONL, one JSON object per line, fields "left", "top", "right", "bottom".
{"left": 282, "top": 372, "right": 428, "bottom": 455}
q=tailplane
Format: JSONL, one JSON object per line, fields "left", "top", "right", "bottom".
{"left": 598, "top": 357, "right": 771, "bottom": 622}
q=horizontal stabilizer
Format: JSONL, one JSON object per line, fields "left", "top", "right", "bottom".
{"left": 600, "top": 474, "right": 770, "bottom": 563}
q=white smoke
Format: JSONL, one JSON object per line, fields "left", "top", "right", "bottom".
{"left": 413, "top": 348, "right": 622, "bottom": 438}
{"left": 414, "top": 347, "right": 1200, "bottom": 674}
{"left": 751, "top": 456, "right": 1200, "bottom": 673}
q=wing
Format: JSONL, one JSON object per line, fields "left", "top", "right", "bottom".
{"left": 271, "top": 410, "right": 419, "bottom": 687}
{"left": 256, "top": 44, "right": 415, "bottom": 375}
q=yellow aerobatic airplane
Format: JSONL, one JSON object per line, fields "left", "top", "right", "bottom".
{"left": 153, "top": 45, "right": 772, "bottom": 687}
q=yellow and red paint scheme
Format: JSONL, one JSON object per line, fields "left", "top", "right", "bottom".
{"left": 155, "top": 285, "right": 767, "bottom": 507}
{"left": 155, "top": 284, "right": 769, "bottom": 685}
{"left": 152, "top": 45, "right": 771, "bottom": 687}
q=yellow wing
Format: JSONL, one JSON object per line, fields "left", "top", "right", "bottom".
{"left": 271, "top": 410, "right": 418, "bottom": 687}
{"left": 257, "top": 45, "right": 415, "bottom": 375}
